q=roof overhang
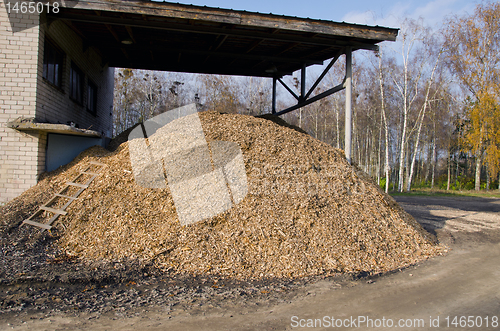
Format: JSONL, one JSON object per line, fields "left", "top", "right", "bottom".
{"left": 47, "top": 0, "right": 398, "bottom": 78}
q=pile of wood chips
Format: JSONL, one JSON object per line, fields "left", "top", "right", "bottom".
{"left": 16, "top": 111, "right": 446, "bottom": 279}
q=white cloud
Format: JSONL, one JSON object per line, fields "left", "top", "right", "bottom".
{"left": 411, "top": 0, "right": 474, "bottom": 27}
{"left": 341, "top": 10, "right": 378, "bottom": 25}
{"left": 341, "top": 0, "right": 475, "bottom": 29}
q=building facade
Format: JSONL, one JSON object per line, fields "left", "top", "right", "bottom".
{"left": 0, "top": 6, "right": 114, "bottom": 204}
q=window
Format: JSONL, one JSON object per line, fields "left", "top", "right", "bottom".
{"left": 87, "top": 81, "right": 97, "bottom": 116}
{"left": 42, "top": 39, "right": 63, "bottom": 88}
{"left": 69, "top": 62, "right": 84, "bottom": 105}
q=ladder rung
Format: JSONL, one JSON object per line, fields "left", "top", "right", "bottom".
{"left": 40, "top": 206, "right": 67, "bottom": 215}
{"left": 23, "top": 220, "right": 52, "bottom": 230}
{"left": 66, "top": 182, "right": 88, "bottom": 188}
{"left": 89, "top": 161, "right": 106, "bottom": 166}
{"left": 55, "top": 193, "right": 78, "bottom": 200}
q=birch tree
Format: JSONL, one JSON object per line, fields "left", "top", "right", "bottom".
{"left": 406, "top": 45, "right": 442, "bottom": 191}
{"left": 113, "top": 68, "right": 139, "bottom": 135}
{"left": 137, "top": 71, "right": 164, "bottom": 121}
{"left": 442, "top": 2, "right": 500, "bottom": 190}
{"left": 389, "top": 18, "right": 427, "bottom": 191}
{"left": 377, "top": 51, "right": 391, "bottom": 193}
{"left": 198, "top": 75, "right": 241, "bottom": 113}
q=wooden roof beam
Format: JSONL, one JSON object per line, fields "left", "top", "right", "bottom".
{"left": 90, "top": 41, "right": 323, "bottom": 65}
{"left": 104, "top": 23, "right": 120, "bottom": 43}
{"left": 50, "top": 13, "right": 384, "bottom": 50}
{"left": 104, "top": 24, "right": 130, "bottom": 60}
{"left": 107, "top": 59, "right": 290, "bottom": 77}
{"left": 274, "top": 42, "right": 300, "bottom": 56}
{"left": 245, "top": 39, "right": 264, "bottom": 54}
{"left": 63, "top": 0, "right": 398, "bottom": 41}
{"left": 125, "top": 25, "right": 137, "bottom": 44}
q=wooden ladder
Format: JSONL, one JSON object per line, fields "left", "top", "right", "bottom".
{"left": 23, "top": 161, "right": 106, "bottom": 230}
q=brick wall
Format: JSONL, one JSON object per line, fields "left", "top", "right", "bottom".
{"left": 37, "top": 20, "right": 114, "bottom": 137}
{"left": 0, "top": 5, "right": 42, "bottom": 204}
{"left": 0, "top": 6, "right": 114, "bottom": 204}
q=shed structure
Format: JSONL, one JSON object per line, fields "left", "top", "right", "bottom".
{"left": 0, "top": 0, "right": 398, "bottom": 203}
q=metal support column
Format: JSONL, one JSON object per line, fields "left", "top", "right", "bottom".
{"left": 272, "top": 77, "right": 277, "bottom": 114}
{"left": 344, "top": 47, "right": 352, "bottom": 164}
{"left": 300, "top": 64, "right": 306, "bottom": 102}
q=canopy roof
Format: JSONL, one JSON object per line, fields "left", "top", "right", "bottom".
{"left": 50, "top": 0, "right": 398, "bottom": 78}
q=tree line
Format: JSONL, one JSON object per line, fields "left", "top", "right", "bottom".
{"left": 113, "top": 2, "right": 500, "bottom": 192}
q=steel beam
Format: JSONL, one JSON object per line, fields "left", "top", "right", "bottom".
{"left": 304, "top": 49, "right": 343, "bottom": 100}
{"left": 272, "top": 77, "right": 277, "bottom": 114}
{"left": 278, "top": 78, "right": 300, "bottom": 101}
{"left": 274, "top": 81, "right": 345, "bottom": 116}
{"left": 344, "top": 47, "right": 353, "bottom": 164}
{"left": 273, "top": 48, "right": 354, "bottom": 165}
{"left": 274, "top": 51, "right": 345, "bottom": 116}
{"left": 300, "top": 64, "right": 306, "bottom": 102}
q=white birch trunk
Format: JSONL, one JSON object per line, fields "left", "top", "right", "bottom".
{"left": 378, "top": 54, "right": 390, "bottom": 193}
{"left": 475, "top": 154, "right": 482, "bottom": 191}
{"left": 431, "top": 137, "right": 436, "bottom": 189}
{"left": 406, "top": 53, "right": 440, "bottom": 191}
{"left": 447, "top": 151, "right": 451, "bottom": 191}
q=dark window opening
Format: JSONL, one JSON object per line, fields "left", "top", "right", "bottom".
{"left": 42, "top": 39, "right": 63, "bottom": 88}
{"left": 87, "top": 81, "right": 98, "bottom": 116}
{"left": 70, "top": 62, "right": 84, "bottom": 105}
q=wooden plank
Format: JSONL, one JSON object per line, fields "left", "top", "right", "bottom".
{"left": 65, "top": 1, "right": 398, "bottom": 40}
{"left": 23, "top": 220, "right": 52, "bottom": 230}
{"left": 64, "top": 1, "right": 241, "bottom": 25}
{"left": 40, "top": 206, "right": 68, "bottom": 215}
{"left": 66, "top": 182, "right": 89, "bottom": 188}
{"left": 52, "top": 13, "right": 397, "bottom": 47}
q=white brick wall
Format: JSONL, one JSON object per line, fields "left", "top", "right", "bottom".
{"left": 0, "top": 4, "right": 42, "bottom": 204}
{"left": 0, "top": 5, "right": 114, "bottom": 204}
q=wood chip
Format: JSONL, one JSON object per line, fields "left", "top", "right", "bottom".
{"left": 4, "top": 111, "right": 446, "bottom": 280}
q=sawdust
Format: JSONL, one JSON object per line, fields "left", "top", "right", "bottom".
{"left": 4, "top": 111, "right": 446, "bottom": 279}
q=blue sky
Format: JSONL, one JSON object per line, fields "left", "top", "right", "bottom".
{"left": 165, "top": 0, "right": 477, "bottom": 29}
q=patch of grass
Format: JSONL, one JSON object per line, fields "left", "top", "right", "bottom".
{"left": 390, "top": 188, "right": 500, "bottom": 198}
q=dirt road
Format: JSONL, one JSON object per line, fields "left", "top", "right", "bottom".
{"left": 2, "top": 195, "right": 499, "bottom": 330}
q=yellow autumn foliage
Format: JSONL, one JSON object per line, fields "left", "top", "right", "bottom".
{"left": 443, "top": 2, "right": 500, "bottom": 179}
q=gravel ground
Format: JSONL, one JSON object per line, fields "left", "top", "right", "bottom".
{"left": 0, "top": 229, "right": 368, "bottom": 321}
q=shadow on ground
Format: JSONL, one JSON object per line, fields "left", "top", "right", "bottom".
{"left": 393, "top": 195, "right": 500, "bottom": 244}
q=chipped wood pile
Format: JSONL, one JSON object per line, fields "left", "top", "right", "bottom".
{"left": 7, "top": 111, "right": 446, "bottom": 279}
